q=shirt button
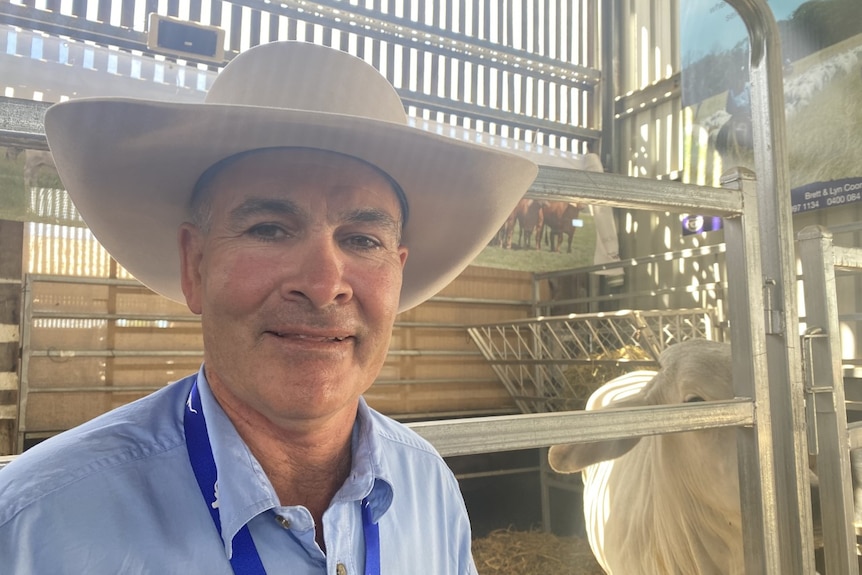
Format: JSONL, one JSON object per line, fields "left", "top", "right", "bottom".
{"left": 336, "top": 563, "right": 347, "bottom": 575}
{"left": 275, "top": 515, "right": 290, "bottom": 529}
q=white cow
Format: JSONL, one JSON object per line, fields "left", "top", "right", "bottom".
{"left": 548, "top": 339, "right": 745, "bottom": 575}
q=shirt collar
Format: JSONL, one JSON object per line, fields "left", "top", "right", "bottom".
{"left": 194, "top": 368, "right": 394, "bottom": 558}
{"left": 335, "top": 397, "right": 394, "bottom": 523}
{"left": 195, "top": 368, "right": 277, "bottom": 557}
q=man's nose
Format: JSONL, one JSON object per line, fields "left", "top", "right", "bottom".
{"left": 281, "top": 238, "right": 353, "bottom": 308}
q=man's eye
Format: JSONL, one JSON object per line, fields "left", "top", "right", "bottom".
{"left": 248, "top": 223, "right": 286, "bottom": 239}
{"left": 347, "top": 235, "right": 381, "bottom": 249}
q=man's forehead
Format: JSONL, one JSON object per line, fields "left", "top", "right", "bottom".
{"left": 197, "top": 147, "right": 409, "bottom": 223}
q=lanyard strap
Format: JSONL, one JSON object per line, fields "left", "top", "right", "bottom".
{"left": 361, "top": 500, "right": 381, "bottom": 575}
{"left": 184, "top": 379, "right": 381, "bottom": 575}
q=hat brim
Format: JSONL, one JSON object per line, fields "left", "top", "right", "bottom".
{"left": 45, "top": 98, "right": 538, "bottom": 312}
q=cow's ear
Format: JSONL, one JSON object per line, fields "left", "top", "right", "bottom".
{"left": 549, "top": 388, "right": 651, "bottom": 473}
{"left": 548, "top": 437, "right": 641, "bottom": 473}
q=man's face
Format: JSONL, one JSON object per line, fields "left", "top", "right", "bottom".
{"left": 179, "top": 148, "right": 408, "bottom": 429}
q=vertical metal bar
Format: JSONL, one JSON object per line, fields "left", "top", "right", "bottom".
{"left": 470, "top": 58, "right": 479, "bottom": 116}
{"left": 404, "top": 0, "right": 412, "bottom": 22}
{"left": 71, "top": 0, "right": 86, "bottom": 18}
{"left": 460, "top": 56, "right": 466, "bottom": 102}
{"left": 403, "top": 44, "right": 412, "bottom": 99}
{"left": 322, "top": 20, "right": 332, "bottom": 48}
{"left": 669, "top": 0, "right": 679, "bottom": 82}
{"left": 166, "top": 0, "right": 179, "bottom": 17}
{"left": 551, "top": 80, "right": 559, "bottom": 128}
{"left": 531, "top": 75, "right": 539, "bottom": 141}
{"left": 564, "top": 0, "right": 572, "bottom": 63}
{"left": 441, "top": 51, "right": 451, "bottom": 101}
{"left": 206, "top": 0, "right": 220, "bottom": 28}
{"left": 721, "top": 168, "right": 777, "bottom": 575}
{"left": 555, "top": 0, "right": 561, "bottom": 60}
{"left": 520, "top": 0, "right": 528, "bottom": 53}
{"left": 482, "top": 0, "right": 490, "bottom": 41}
{"left": 504, "top": 0, "right": 512, "bottom": 48}
{"left": 431, "top": 52, "right": 440, "bottom": 100}
{"left": 797, "top": 225, "right": 859, "bottom": 575}
{"left": 539, "top": 447, "right": 552, "bottom": 531}
{"left": 415, "top": 47, "right": 424, "bottom": 97}
{"left": 229, "top": 3, "right": 242, "bottom": 52}
{"left": 287, "top": 15, "right": 297, "bottom": 41}
{"left": 188, "top": 0, "right": 202, "bottom": 23}
{"left": 355, "top": 32, "right": 366, "bottom": 62}
{"left": 724, "top": 1, "right": 815, "bottom": 573}
{"left": 16, "top": 275, "right": 34, "bottom": 455}
{"left": 470, "top": 0, "right": 479, "bottom": 39}
{"left": 270, "top": 11, "right": 281, "bottom": 44}
{"left": 507, "top": 68, "right": 515, "bottom": 117}
{"left": 445, "top": 0, "right": 453, "bottom": 32}
{"left": 339, "top": 23, "right": 349, "bottom": 52}
{"left": 104, "top": 262, "right": 118, "bottom": 415}
{"left": 600, "top": 0, "right": 616, "bottom": 171}
{"left": 97, "top": 0, "right": 111, "bottom": 22}
{"left": 542, "top": 78, "right": 550, "bottom": 124}
{"left": 249, "top": 8, "right": 262, "bottom": 47}
{"left": 497, "top": 61, "right": 505, "bottom": 118}
{"left": 482, "top": 61, "right": 491, "bottom": 110}
{"left": 380, "top": 40, "right": 395, "bottom": 84}
{"left": 386, "top": 41, "right": 396, "bottom": 87}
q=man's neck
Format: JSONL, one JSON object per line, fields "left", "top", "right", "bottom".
{"left": 205, "top": 376, "right": 357, "bottom": 549}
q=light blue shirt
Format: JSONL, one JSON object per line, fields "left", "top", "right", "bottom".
{"left": 0, "top": 368, "right": 478, "bottom": 574}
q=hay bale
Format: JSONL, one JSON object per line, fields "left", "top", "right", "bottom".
{"left": 472, "top": 528, "right": 604, "bottom": 574}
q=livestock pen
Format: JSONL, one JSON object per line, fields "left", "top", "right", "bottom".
{"left": 1, "top": 0, "right": 861, "bottom": 572}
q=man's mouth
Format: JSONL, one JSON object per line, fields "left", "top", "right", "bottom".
{"left": 268, "top": 331, "right": 351, "bottom": 343}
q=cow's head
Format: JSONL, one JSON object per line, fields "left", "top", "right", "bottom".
{"left": 548, "top": 340, "right": 735, "bottom": 476}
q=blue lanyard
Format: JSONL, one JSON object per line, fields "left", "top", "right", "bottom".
{"left": 184, "top": 379, "right": 381, "bottom": 574}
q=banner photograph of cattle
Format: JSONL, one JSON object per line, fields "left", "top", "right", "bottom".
{"left": 478, "top": 198, "right": 596, "bottom": 272}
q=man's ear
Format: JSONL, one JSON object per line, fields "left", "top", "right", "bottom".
{"left": 178, "top": 223, "right": 204, "bottom": 315}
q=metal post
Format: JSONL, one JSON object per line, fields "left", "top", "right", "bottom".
{"left": 721, "top": 168, "right": 781, "bottom": 575}
{"left": 16, "top": 275, "right": 34, "bottom": 454}
{"left": 722, "top": 0, "right": 816, "bottom": 572}
{"left": 797, "top": 225, "right": 859, "bottom": 575}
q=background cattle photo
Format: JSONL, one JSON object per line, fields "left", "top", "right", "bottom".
{"left": 474, "top": 152, "right": 625, "bottom": 275}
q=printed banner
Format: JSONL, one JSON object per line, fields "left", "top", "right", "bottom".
{"left": 681, "top": 0, "right": 862, "bottom": 215}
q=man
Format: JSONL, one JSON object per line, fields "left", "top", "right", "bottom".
{"left": 0, "top": 42, "right": 537, "bottom": 573}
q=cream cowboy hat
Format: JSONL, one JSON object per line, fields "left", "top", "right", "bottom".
{"left": 44, "top": 41, "right": 538, "bottom": 312}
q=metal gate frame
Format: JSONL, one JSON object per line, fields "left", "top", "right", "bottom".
{"left": 798, "top": 226, "right": 862, "bottom": 574}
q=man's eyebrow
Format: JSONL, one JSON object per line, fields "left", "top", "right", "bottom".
{"left": 228, "top": 197, "right": 303, "bottom": 223}
{"left": 343, "top": 207, "right": 403, "bottom": 237}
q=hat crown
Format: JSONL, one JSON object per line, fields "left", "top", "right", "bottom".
{"left": 205, "top": 41, "right": 408, "bottom": 125}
